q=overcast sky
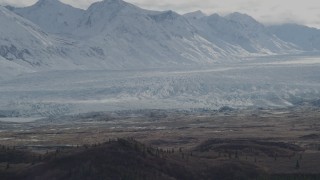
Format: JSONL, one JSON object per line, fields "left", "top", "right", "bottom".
{"left": 1, "top": 0, "right": 320, "bottom": 28}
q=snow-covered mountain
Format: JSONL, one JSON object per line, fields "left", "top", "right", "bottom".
{"left": 1, "top": 0, "right": 320, "bottom": 117}
{"left": 185, "top": 12, "right": 297, "bottom": 55}
{"left": 268, "top": 24, "right": 320, "bottom": 51}
{"left": 2, "top": 0, "right": 320, "bottom": 72}
{"left": 4, "top": 0, "right": 235, "bottom": 69}
{"left": 8, "top": 0, "right": 84, "bottom": 36}
{"left": 72, "top": 0, "right": 223, "bottom": 66}
{"left": 0, "top": 6, "right": 60, "bottom": 67}
{"left": 184, "top": 10, "right": 206, "bottom": 19}
{"left": 0, "top": 56, "right": 33, "bottom": 80}
{"left": 0, "top": 5, "right": 106, "bottom": 71}
{"left": 0, "top": 5, "right": 122, "bottom": 71}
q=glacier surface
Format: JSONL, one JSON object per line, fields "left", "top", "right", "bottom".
{"left": 1, "top": 0, "right": 320, "bottom": 118}
{"left": 0, "top": 55, "right": 319, "bottom": 117}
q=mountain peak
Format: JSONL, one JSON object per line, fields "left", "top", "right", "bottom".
{"left": 86, "top": 0, "right": 138, "bottom": 15}
{"left": 225, "top": 12, "right": 265, "bottom": 30}
{"left": 184, "top": 10, "right": 206, "bottom": 19}
{"left": 9, "top": 0, "right": 84, "bottom": 35}
{"left": 101, "top": 0, "right": 125, "bottom": 3}
{"left": 208, "top": 13, "right": 221, "bottom": 19}
{"left": 89, "top": 0, "right": 129, "bottom": 9}
{"left": 226, "top": 12, "right": 258, "bottom": 24}
{"left": 34, "top": 0, "right": 62, "bottom": 7}
{"left": 149, "top": 10, "right": 181, "bottom": 22}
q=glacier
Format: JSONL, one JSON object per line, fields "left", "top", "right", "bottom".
{"left": 0, "top": 0, "right": 320, "bottom": 118}
{"left": 0, "top": 55, "right": 320, "bottom": 117}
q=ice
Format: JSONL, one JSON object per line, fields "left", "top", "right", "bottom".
{"left": 0, "top": 56, "right": 319, "bottom": 117}
{"left": 0, "top": 117, "right": 42, "bottom": 123}
{"left": 1, "top": 1, "right": 320, "bottom": 118}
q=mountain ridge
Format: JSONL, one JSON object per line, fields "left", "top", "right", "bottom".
{"left": 8, "top": 0, "right": 85, "bottom": 36}
{"left": 1, "top": 0, "right": 320, "bottom": 75}
{"left": 268, "top": 23, "right": 320, "bottom": 51}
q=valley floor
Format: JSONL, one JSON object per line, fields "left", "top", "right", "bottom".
{"left": 0, "top": 55, "right": 320, "bottom": 179}
{"left": 0, "top": 108, "right": 320, "bottom": 179}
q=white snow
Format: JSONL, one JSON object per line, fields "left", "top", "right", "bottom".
{"left": 0, "top": 117, "right": 42, "bottom": 123}
{"left": 0, "top": 56, "right": 319, "bottom": 117}
{"left": 0, "top": 1, "right": 320, "bottom": 117}
{"left": 0, "top": 56, "right": 34, "bottom": 80}
{"left": 268, "top": 24, "right": 320, "bottom": 51}
{"left": 3, "top": 0, "right": 311, "bottom": 72}
{"left": 10, "top": 0, "right": 85, "bottom": 36}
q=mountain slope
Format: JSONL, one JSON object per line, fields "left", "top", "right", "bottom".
{"left": 2, "top": 0, "right": 319, "bottom": 72}
{"left": 268, "top": 24, "right": 320, "bottom": 51}
{"left": 0, "top": 6, "right": 116, "bottom": 70}
{"left": 5, "top": 0, "right": 229, "bottom": 68}
{"left": 0, "top": 6, "right": 57, "bottom": 67}
{"left": 0, "top": 56, "right": 33, "bottom": 80}
{"left": 184, "top": 10, "right": 206, "bottom": 19}
{"left": 72, "top": 0, "right": 230, "bottom": 66}
{"left": 7, "top": 0, "right": 302, "bottom": 69}
{"left": 186, "top": 12, "right": 297, "bottom": 55}
{"left": 8, "top": 0, "right": 84, "bottom": 36}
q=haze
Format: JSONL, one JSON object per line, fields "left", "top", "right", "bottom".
{"left": 1, "top": 0, "right": 320, "bottom": 28}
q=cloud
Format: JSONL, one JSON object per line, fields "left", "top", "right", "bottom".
{"left": 129, "top": 0, "right": 320, "bottom": 28}
{"left": 0, "top": 0, "right": 36, "bottom": 7}
{"left": 1, "top": 0, "right": 320, "bottom": 28}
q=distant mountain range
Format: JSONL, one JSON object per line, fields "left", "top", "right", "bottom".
{"left": 1, "top": 0, "right": 320, "bottom": 73}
